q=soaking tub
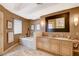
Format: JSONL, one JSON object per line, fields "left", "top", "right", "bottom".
{"left": 20, "top": 37, "right": 36, "bottom": 50}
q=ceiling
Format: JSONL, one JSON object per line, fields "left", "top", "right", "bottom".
{"left": 1, "top": 3, "right": 79, "bottom": 20}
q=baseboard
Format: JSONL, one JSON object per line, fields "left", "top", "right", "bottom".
{"left": 1, "top": 43, "right": 19, "bottom": 55}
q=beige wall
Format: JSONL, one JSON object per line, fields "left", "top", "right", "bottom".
{"left": 22, "top": 19, "right": 31, "bottom": 36}
{"left": 0, "top": 5, "right": 31, "bottom": 51}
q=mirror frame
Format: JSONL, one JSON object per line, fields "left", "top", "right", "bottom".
{"left": 45, "top": 12, "right": 70, "bottom": 32}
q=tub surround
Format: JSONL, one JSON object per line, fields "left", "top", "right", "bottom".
{"left": 20, "top": 32, "right": 42, "bottom": 50}
{"left": 20, "top": 37, "right": 36, "bottom": 49}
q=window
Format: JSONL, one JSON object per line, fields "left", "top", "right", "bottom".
{"left": 14, "top": 19, "right": 22, "bottom": 34}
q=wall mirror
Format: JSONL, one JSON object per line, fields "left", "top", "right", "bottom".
{"left": 45, "top": 12, "right": 70, "bottom": 32}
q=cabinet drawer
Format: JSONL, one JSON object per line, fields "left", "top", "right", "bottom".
{"left": 61, "top": 41, "right": 72, "bottom": 45}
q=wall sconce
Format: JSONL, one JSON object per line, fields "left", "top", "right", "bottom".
{"left": 74, "top": 15, "right": 79, "bottom": 26}
{"left": 41, "top": 21, "right": 45, "bottom": 26}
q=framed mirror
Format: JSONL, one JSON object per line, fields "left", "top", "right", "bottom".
{"left": 45, "top": 12, "right": 70, "bottom": 32}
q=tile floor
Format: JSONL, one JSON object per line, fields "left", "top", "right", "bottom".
{"left": 3, "top": 45, "right": 53, "bottom": 56}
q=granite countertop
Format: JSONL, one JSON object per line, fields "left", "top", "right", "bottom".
{"left": 39, "top": 36, "right": 79, "bottom": 43}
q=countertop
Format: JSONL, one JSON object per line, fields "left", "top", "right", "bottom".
{"left": 39, "top": 36, "right": 79, "bottom": 43}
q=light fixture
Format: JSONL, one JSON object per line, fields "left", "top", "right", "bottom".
{"left": 41, "top": 21, "right": 45, "bottom": 26}
{"left": 74, "top": 15, "right": 79, "bottom": 26}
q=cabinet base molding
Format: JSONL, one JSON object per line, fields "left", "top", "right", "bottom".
{"left": 37, "top": 47, "right": 60, "bottom": 56}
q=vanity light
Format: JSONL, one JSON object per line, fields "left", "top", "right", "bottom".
{"left": 74, "top": 15, "right": 79, "bottom": 26}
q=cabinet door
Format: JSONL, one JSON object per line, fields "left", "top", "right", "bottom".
{"left": 60, "top": 41, "right": 73, "bottom": 56}
{"left": 36, "top": 38, "right": 43, "bottom": 49}
{"left": 50, "top": 39, "right": 60, "bottom": 55}
{"left": 36, "top": 37, "right": 50, "bottom": 52}
{"left": 42, "top": 38, "right": 50, "bottom": 52}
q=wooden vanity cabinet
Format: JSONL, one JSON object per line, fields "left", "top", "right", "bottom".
{"left": 36, "top": 37, "right": 73, "bottom": 56}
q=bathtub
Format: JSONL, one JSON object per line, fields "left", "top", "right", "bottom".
{"left": 20, "top": 37, "right": 36, "bottom": 50}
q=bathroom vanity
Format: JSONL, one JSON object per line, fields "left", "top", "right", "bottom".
{"left": 36, "top": 37, "right": 79, "bottom": 56}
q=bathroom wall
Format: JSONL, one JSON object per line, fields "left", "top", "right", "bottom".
{"left": 40, "top": 7, "right": 79, "bottom": 39}
{"left": 0, "top": 11, "right": 4, "bottom": 52}
{"left": 22, "top": 19, "right": 31, "bottom": 36}
{"left": 0, "top": 5, "right": 31, "bottom": 51}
